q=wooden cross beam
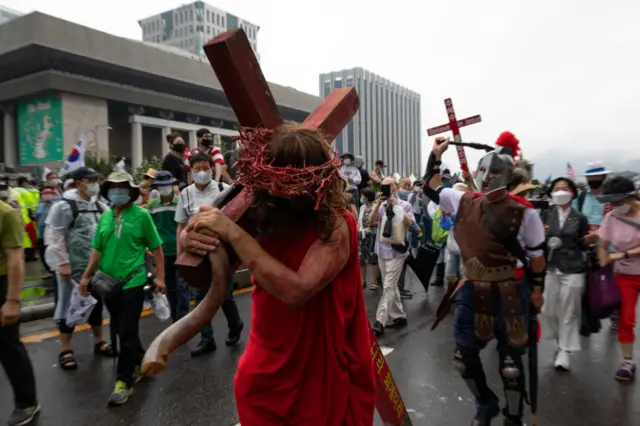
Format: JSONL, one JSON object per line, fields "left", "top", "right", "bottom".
{"left": 427, "top": 98, "right": 482, "bottom": 173}
{"left": 142, "top": 28, "right": 412, "bottom": 426}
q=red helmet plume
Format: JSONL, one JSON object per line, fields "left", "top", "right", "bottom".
{"left": 495, "top": 131, "right": 520, "bottom": 159}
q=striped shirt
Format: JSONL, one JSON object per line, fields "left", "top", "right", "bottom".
{"left": 183, "top": 146, "right": 224, "bottom": 171}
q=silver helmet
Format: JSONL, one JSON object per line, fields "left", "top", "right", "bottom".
{"left": 474, "top": 131, "right": 520, "bottom": 193}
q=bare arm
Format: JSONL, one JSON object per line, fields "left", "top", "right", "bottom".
{"left": 598, "top": 239, "right": 610, "bottom": 266}
{"left": 227, "top": 217, "right": 350, "bottom": 308}
{"left": 5, "top": 247, "right": 24, "bottom": 302}
{"left": 368, "top": 200, "right": 383, "bottom": 227}
{"left": 152, "top": 246, "right": 165, "bottom": 281}
{"left": 81, "top": 250, "right": 102, "bottom": 280}
{"left": 176, "top": 222, "right": 187, "bottom": 256}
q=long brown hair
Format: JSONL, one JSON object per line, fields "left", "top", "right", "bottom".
{"left": 249, "top": 125, "right": 346, "bottom": 241}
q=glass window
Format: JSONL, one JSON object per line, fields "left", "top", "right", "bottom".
{"left": 191, "top": 25, "right": 194, "bottom": 34}
{"left": 206, "top": 10, "right": 210, "bottom": 22}
{"left": 216, "top": 14, "right": 220, "bottom": 25}
{"left": 190, "top": 9, "right": 193, "bottom": 21}
{"left": 221, "top": 16, "right": 225, "bottom": 27}
{"left": 207, "top": 26, "right": 210, "bottom": 34}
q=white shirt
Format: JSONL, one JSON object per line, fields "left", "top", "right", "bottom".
{"left": 175, "top": 181, "right": 230, "bottom": 224}
{"left": 339, "top": 165, "right": 362, "bottom": 190}
{"left": 438, "top": 187, "right": 545, "bottom": 265}
{"left": 557, "top": 206, "right": 571, "bottom": 228}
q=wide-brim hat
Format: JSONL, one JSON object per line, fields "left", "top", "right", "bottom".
{"left": 152, "top": 170, "right": 177, "bottom": 187}
{"left": 144, "top": 168, "right": 158, "bottom": 179}
{"left": 340, "top": 152, "right": 355, "bottom": 162}
{"left": 597, "top": 191, "right": 638, "bottom": 204}
{"left": 100, "top": 170, "right": 140, "bottom": 201}
{"left": 511, "top": 183, "right": 537, "bottom": 197}
{"left": 584, "top": 161, "right": 612, "bottom": 177}
{"left": 549, "top": 177, "right": 579, "bottom": 199}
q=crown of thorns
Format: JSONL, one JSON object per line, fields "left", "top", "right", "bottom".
{"left": 233, "top": 126, "right": 341, "bottom": 211}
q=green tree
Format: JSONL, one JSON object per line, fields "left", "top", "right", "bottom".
{"left": 135, "top": 156, "right": 163, "bottom": 183}
{"left": 85, "top": 151, "right": 116, "bottom": 177}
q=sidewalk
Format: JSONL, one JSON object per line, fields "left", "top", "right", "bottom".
{"left": 19, "top": 260, "right": 253, "bottom": 322}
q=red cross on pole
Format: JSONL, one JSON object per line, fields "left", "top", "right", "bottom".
{"left": 143, "top": 28, "right": 412, "bottom": 426}
{"left": 427, "top": 98, "right": 482, "bottom": 173}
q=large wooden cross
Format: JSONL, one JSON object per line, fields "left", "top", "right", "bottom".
{"left": 427, "top": 98, "right": 481, "bottom": 173}
{"left": 142, "top": 29, "right": 412, "bottom": 426}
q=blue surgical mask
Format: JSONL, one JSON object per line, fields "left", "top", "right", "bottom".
{"left": 108, "top": 188, "right": 131, "bottom": 206}
{"left": 443, "top": 181, "right": 452, "bottom": 188}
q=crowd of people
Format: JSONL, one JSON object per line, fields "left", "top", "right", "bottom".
{"left": 0, "top": 124, "right": 639, "bottom": 426}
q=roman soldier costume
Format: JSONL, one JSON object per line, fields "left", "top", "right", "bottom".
{"left": 428, "top": 132, "right": 547, "bottom": 426}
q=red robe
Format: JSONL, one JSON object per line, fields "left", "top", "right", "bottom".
{"left": 234, "top": 212, "right": 376, "bottom": 425}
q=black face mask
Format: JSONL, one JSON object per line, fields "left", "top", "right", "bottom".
{"left": 200, "top": 139, "right": 213, "bottom": 148}
{"left": 588, "top": 180, "right": 604, "bottom": 189}
{"left": 172, "top": 143, "right": 185, "bottom": 152}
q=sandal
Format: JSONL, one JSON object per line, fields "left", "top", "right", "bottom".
{"left": 59, "top": 350, "right": 78, "bottom": 370}
{"left": 94, "top": 341, "right": 118, "bottom": 358}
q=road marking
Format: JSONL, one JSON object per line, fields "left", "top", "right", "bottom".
{"left": 21, "top": 285, "right": 255, "bottom": 344}
{"left": 381, "top": 346, "right": 394, "bottom": 356}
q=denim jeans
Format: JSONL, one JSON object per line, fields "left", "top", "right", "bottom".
{"left": 195, "top": 280, "right": 242, "bottom": 343}
{"left": 445, "top": 249, "right": 464, "bottom": 277}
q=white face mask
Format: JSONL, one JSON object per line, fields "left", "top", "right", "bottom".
{"left": 342, "top": 159, "right": 352, "bottom": 166}
{"left": 194, "top": 171, "right": 212, "bottom": 185}
{"left": 158, "top": 186, "right": 173, "bottom": 197}
{"left": 86, "top": 183, "right": 100, "bottom": 197}
{"left": 612, "top": 204, "right": 632, "bottom": 214}
{"left": 551, "top": 190, "right": 573, "bottom": 206}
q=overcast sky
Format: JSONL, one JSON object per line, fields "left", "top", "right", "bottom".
{"left": 5, "top": 0, "right": 640, "bottom": 175}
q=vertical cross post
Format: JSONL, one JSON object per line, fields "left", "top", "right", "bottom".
{"left": 427, "top": 98, "right": 482, "bottom": 173}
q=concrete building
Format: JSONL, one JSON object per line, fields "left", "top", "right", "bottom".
{"left": 0, "top": 5, "right": 22, "bottom": 25}
{"left": 0, "top": 12, "right": 320, "bottom": 170}
{"left": 319, "top": 68, "right": 421, "bottom": 176}
{"left": 139, "top": 1, "right": 259, "bottom": 60}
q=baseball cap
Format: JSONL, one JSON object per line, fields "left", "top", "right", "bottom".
{"left": 72, "top": 167, "right": 101, "bottom": 181}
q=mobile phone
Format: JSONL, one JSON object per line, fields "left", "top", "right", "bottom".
{"left": 381, "top": 184, "right": 391, "bottom": 199}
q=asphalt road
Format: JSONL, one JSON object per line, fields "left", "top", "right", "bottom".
{"left": 2, "top": 271, "right": 640, "bottom": 426}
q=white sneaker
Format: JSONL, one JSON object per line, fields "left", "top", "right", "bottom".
{"left": 554, "top": 350, "right": 570, "bottom": 371}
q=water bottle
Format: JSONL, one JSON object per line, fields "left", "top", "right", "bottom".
{"left": 151, "top": 293, "right": 171, "bottom": 321}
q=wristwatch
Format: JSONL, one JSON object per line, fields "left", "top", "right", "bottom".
{"left": 624, "top": 251, "right": 630, "bottom": 259}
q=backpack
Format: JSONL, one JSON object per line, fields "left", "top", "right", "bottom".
{"left": 63, "top": 199, "right": 104, "bottom": 229}
{"left": 431, "top": 209, "right": 449, "bottom": 244}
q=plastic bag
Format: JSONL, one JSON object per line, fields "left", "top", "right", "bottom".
{"left": 379, "top": 204, "right": 406, "bottom": 245}
{"left": 66, "top": 282, "right": 98, "bottom": 327}
{"left": 151, "top": 293, "right": 171, "bottom": 321}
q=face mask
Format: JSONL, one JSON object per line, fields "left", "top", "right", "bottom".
{"left": 588, "top": 180, "right": 604, "bottom": 189}
{"left": 108, "top": 188, "right": 131, "bottom": 206}
{"left": 194, "top": 171, "right": 212, "bottom": 185}
{"left": 360, "top": 197, "right": 365, "bottom": 205}
{"left": 343, "top": 159, "right": 352, "bottom": 166}
{"left": 172, "top": 143, "right": 185, "bottom": 153}
{"left": 158, "top": 186, "right": 173, "bottom": 196}
{"left": 47, "top": 179, "right": 60, "bottom": 187}
{"left": 42, "top": 195, "right": 53, "bottom": 202}
{"left": 0, "top": 189, "right": 7, "bottom": 199}
{"left": 200, "top": 140, "right": 213, "bottom": 148}
{"left": 443, "top": 181, "right": 452, "bottom": 188}
{"left": 612, "top": 204, "right": 632, "bottom": 214}
{"left": 551, "top": 190, "right": 573, "bottom": 206}
{"left": 86, "top": 183, "right": 100, "bottom": 197}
